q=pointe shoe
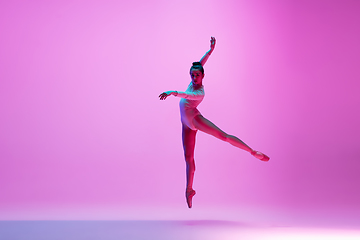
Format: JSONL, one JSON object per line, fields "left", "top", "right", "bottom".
{"left": 251, "top": 150, "right": 270, "bottom": 161}
{"left": 186, "top": 188, "right": 196, "bottom": 208}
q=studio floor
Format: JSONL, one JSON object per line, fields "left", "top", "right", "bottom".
{"left": 1, "top": 208, "right": 360, "bottom": 240}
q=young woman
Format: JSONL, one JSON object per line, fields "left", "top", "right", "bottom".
{"left": 159, "top": 37, "right": 269, "bottom": 208}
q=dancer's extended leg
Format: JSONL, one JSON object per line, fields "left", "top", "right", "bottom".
{"left": 182, "top": 124, "right": 197, "bottom": 208}
{"left": 193, "top": 115, "right": 269, "bottom": 161}
{"left": 193, "top": 115, "right": 252, "bottom": 152}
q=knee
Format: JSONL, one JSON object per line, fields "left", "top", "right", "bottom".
{"left": 184, "top": 154, "right": 194, "bottom": 163}
{"left": 184, "top": 155, "right": 195, "bottom": 169}
{"left": 217, "top": 132, "right": 228, "bottom": 142}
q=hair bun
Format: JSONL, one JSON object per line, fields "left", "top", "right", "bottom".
{"left": 192, "top": 62, "right": 202, "bottom": 66}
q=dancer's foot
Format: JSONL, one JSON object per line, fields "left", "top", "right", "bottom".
{"left": 251, "top": 150, "right": 270, "bottom": 161}
{"left": 186, "top": 188, "right": 196, "bottom": 208}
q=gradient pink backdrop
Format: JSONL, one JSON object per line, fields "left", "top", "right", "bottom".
{"left": 0, "top": 0, "right": 359, "bottom": 220}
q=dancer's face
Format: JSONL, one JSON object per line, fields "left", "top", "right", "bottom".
{"left": 190, "top": 69, "right": 204, "bottom": 86}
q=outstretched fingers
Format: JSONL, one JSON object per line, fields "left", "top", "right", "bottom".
{"left": 210, "top": 36, "right": 216, "bottom": 49}
{"left": 159, "top": 92, "right": 168, "bottom": 100}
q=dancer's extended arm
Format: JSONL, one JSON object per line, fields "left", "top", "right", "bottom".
{"left": 159, "top": 88, "right": 204, "bottom": 101}
{"left": 200, "top": 36, "right": 216, "bottom": 66}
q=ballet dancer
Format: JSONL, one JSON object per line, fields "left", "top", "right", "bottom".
{"left": 159, "top": 37, "right": 269, "bottom": 208}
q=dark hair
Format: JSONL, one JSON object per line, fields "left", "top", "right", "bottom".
{"left": 190, "top": 62, "right": 204, "bottom": 75}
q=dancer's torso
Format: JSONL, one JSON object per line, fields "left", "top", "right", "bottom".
{"left": 179, "top": 82, "right": 205, "bottom": 110}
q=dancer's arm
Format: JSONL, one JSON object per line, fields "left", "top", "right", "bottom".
{"left": 200, "top": 36, "right": 216, "bottom": 66}
{"left": 174, "top": 88, "right": 204, "bottom": 100}
{"left": 159, "top": 88, "right": 204, "bottom": 101}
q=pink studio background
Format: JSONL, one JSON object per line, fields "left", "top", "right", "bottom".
{"left": 0, "top": 0, "right": 359, "bottom": 220}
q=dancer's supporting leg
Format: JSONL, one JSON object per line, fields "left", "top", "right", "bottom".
{"left": 193, "top": 115, "right": 269, "bottom": 161}
{"left": 182, "top": 123, "right": 197, "bottom": 208}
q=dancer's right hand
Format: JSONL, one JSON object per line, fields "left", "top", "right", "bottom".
{"left": 159, "top": 91, "right": 173, "bottom": 100}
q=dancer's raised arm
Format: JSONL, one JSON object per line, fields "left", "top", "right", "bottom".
{"left": 200, "top": 36, "right": 216, "bottom": 66}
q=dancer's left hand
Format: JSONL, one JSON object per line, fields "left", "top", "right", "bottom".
{"left": 159, "top": 91, "right": 173, "bottom": 100}
{"left": 210, "top": 36, "right": 216, "bottom": 50}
